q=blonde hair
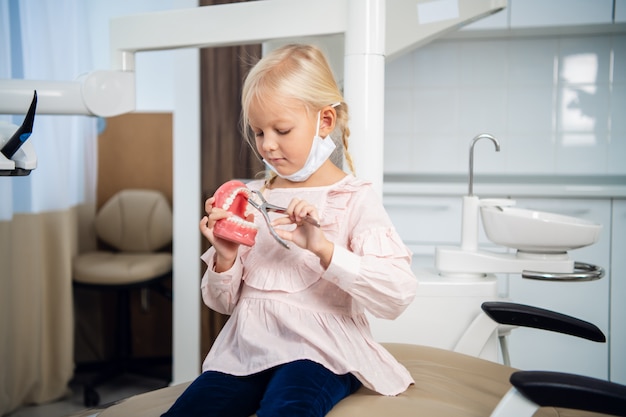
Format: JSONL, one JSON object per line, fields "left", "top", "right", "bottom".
{"left": 241, "top": 44, "right": 355, "bottom": 176}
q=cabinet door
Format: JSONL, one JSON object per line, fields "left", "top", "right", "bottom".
{"left": 510, "top": 0, "right": 614, "bottom": 28}
{"left": 384, "top": 196, "right": 463, "bottom": 245}
{"left": 505, "top": 198, "right": 611, "bottom": 379}
{"left": 617, "top": 0, "right": 626, "bottom": 23}
{"left": 611, "top": 199, "right": 626, "bottom": 383}
{"left": 385, "top": 196, "right": 460, "bottom": 269}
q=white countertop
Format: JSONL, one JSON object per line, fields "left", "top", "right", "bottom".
{"left": 383, "top": 174, "right": 626, "bottom": 199}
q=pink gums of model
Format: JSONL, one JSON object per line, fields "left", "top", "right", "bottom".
{"left": 212, "top": 180, "right": 258, "bottom": 246}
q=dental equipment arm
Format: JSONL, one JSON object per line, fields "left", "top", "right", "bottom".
{"left": 0, "top": 0, "right": 347, "bottom": 117}
{"left": 0, "top": 72, "right": 135, "bottom": 117}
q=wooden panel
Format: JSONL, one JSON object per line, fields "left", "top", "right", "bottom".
{"left": 199, "top": 43, "right": 263, "bottom": 361}
{"left": 97, "top": 113, "right": 173, "bottom": 208}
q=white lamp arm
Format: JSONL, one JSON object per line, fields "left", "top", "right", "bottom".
{"left": 0, "top": 70, "right": 135, "bottom": 117}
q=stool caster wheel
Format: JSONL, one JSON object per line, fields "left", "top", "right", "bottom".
{"left": 84, "top": 386, "right": 100, "bottom": 407}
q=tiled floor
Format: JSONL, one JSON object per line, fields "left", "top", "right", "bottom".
{"left": 6, "top": 374, "right": 168, "bottom": 417}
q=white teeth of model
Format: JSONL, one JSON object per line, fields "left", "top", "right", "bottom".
{"left": 220, "top": 188, "right": 252, "bottom": 216}
{"left": 222, "top": 191, "right": 240, "bottom": 211}
{"left": 227, "top": 215, "right": 258, "bottom": 229}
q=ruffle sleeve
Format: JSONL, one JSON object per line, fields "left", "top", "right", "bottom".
{"left": 322, "top": 179, "right": 418, "bottom": 320}
{"left": 321, "top": 176, "right": 368, "bottom": 238}
{"left": 200, "top": 247, "right": 244, "bottom": 315}
{"left": 351, "top": 226, "right": 414, "bottom": 259}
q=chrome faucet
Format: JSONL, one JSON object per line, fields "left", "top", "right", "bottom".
{"left": 468, "top": 133, "right": 500, "bottom": 196}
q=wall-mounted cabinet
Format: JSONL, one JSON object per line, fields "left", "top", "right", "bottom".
{"left": 510, "top": 0, "right": 614, "bottom": 28}
{"left": 462, "top": 0, "right": 620, "bottom": 32}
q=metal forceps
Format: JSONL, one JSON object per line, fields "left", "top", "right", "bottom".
{"left": 248, "top": 189, "right": 321, "bottom": 249}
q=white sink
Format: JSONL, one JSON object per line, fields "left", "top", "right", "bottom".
{"left": 480, "top": 206, "right": 602, "bottom": 253}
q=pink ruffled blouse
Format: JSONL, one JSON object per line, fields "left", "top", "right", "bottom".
{"left": 200, "top": 175, "right": 418, "bottom": 396}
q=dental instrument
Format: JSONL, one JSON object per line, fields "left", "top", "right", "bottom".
{"left": 248, "top": 189, "right": 321, "bottom": 249}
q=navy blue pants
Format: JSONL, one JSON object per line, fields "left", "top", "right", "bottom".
{"left": 161, "top": 360, "right": 362, "bottom": 417}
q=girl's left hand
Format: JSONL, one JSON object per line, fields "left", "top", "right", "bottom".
{"left": 270, "top": 198, "right": 334, "bottom": 267}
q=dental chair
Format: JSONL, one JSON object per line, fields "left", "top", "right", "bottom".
{"left": 71, "top": 301, "right": 626, "bottom": 417}
{"left": 72, "top": 189, "right": 174, "bottom": 407}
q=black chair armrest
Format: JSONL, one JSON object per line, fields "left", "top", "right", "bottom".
{"left": 510, "top": 371, "right": 626, "bottom": 417}
{"left": 481, "top": 301, "right": 605, "bottom": 342}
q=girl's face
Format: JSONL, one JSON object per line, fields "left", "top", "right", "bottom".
{"left": 248, "top": 97, "right": 317, "bottom": 178}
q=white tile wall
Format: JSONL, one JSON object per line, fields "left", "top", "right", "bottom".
{"left": 384, "top": 33, "right": 626, "bottom": 176}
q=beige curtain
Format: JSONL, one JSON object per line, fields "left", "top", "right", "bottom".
{"left": 1, "top": 1, "right": 98, "bottom": 412}
{"left": 199, "top": 0, "right": 263, "bottom": 358}
{"left": 0, "top": 205, "right": 94, "bottom": 415}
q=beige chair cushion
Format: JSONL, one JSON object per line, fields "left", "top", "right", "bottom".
{"left": 73, "top": 252, "right": 173, "bottom": 285}
{"left": 95, "top": 189, "right": 172, "bottom": 252}
{"left": 91, "top": 343, "right": 605, "bottom": 417}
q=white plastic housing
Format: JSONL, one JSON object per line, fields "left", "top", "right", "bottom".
{"left": 0, "top": 121, "right": 37, "bottom": 173}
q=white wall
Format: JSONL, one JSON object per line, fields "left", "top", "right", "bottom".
{"left": 384, "top": 33, "right": 626, "bottom": 176}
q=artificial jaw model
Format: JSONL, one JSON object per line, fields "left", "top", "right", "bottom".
{"left": 212, "top": 180, "right": 258, "bottom": 246}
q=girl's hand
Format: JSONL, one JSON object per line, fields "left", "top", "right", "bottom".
{"left": 200, "top": 196, "right": 240, "bottom": 272}
{"left": 270, "top": 198, "right": 334, "bottom": 268}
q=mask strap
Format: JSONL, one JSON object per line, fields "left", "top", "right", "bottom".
{"left": 315, "top": 111, "right": 322, "bottom": 137}
{"left": 315, "top": 102, "right": 341, "bottom": 137}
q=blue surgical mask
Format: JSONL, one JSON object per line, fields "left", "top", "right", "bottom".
{"left": 264, "top": 103, "right": 339, "bottom": 182}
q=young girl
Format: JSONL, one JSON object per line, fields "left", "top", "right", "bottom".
{"left": 162, "top": 44, "right": 417, "bottom": 417}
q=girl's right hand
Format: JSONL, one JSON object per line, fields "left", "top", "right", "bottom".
{"left": 200, "top": 196, "right": 240, "bottom": 272}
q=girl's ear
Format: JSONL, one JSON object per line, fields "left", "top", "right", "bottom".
{"left": 318, "top": 106, "right": 337, "bottom": 137}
